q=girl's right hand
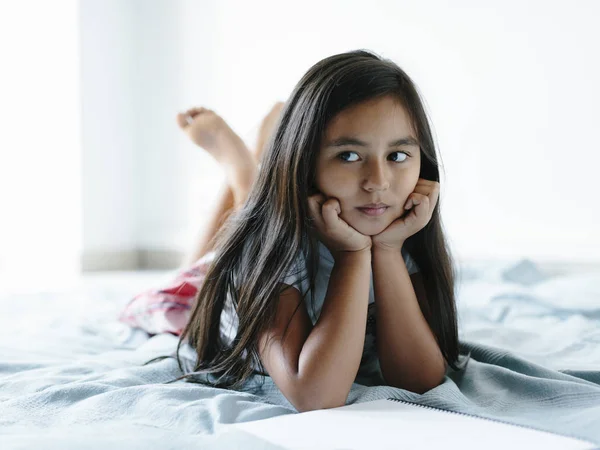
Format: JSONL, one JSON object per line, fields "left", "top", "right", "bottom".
{"left": 308, "top": 193, "right": 372, "bottom": 256}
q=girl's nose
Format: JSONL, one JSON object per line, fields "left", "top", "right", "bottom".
{"left": 361, "top": 161, "right": 390, "bottom": 192}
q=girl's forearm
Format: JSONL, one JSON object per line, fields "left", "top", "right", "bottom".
{"left": 295, "top": 249, "right": 371, "bottom": 410}
{"left": 372, "top": 247, "right": 445, "bottom": 393}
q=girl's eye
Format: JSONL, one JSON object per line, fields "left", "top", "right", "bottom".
{"left": 389, "top": 151, "right": 408, "bottom": 162}
{"left": 338, "top": 151, "right": 359, "bottom": 162}
{"left": 337, "top": 151, "right": 409, "bottom": 163}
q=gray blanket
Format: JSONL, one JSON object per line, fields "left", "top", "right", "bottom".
{"left": 4, "top": 337, "right": 598, "bottom": 449}
{"left": 2, "top": 263, "right": 600, "bottom": 449}
{"left": 233, "top": 340, "right": 600, "bottom": 446}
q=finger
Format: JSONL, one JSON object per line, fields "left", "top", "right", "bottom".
{"left": 187, "top": 107, "right": 207, "bottom": 118}
{"left": 404, "top": 193, "right": 416, "bottom": 210}
{"left": 404, "top": 193, "right": 428, "bottom": 210}
{"left": 324, "top": 198, "right": 341, "bottom": 215}
{"left": 321, "top": 199, "right": 341, "bottom": 228}
{"left": 417, "top": 184, "right": 440, "bottom": 210}
{"left": 413, "top": 180, "right": 440, "bottom": 198}
{"left": 412, "top": 194, "right": 431, "bottom": 216}
{"left": 176, "top": 113, "right": 189, "bottom": 129}
{"left": 308, "top": 193, "right": 326, "bottom": 207}
{"left": 428, "top": 182, "right": 440, "bottom": 209}
{"left": 307, "top": 194, "right": 320, "bottom": 214}
{"left": 307, "top": 195, "right": 326, "bottom": 227}
{"left": 413, "top": 179, "right": 434, "bottom": 192}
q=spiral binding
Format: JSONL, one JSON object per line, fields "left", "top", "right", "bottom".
{"left": 386, "top": 398, "right": 596, "bottom": 447}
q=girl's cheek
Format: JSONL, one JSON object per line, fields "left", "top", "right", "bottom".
{"left": 314, "top": 179, "right": 335, "bottom": 197}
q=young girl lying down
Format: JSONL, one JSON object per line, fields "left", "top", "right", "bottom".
{"left": 119, "top": 49, "right": 466, "bottom": 412}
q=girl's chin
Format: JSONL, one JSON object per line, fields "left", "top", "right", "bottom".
{"left": 344, "top": 217, "right": 392, "bottom": 237}
{"left": 358, "top": 226, "right": 389, "bottom": 237}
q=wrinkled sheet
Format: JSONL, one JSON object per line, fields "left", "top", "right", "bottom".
{"left": 1, "top": 260, "right": 599, "bottom": 448}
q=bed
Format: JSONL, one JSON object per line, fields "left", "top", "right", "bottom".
{"left": 1, "top": 258, "right": 599, "bottom": 448}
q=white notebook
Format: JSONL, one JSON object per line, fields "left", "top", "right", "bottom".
{"left": 230, "top": 399, "right": 596, "bottom": 450}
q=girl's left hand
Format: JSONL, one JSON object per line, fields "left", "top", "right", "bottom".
{"left": 372, "top": 179, "right": 440, "bottom": 251}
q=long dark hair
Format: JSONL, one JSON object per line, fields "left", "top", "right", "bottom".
{"left": 148, "top": 49, "right": 465, "bottom": 388}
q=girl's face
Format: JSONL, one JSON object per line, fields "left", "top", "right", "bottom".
{"left": 315, "top": 95, "right": 421, "bottom": 236}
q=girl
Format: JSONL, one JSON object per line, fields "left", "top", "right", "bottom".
{"left": 119, "top": 49, "right": 465, "bottom": 412}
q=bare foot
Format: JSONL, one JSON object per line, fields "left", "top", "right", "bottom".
{"left": 177, "top": 107, "right": 257, "bottom": 204}
{"left": 254, "top": 102, "right": 285, "bottom": 163}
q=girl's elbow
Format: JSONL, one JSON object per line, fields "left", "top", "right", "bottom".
{"left": 414, "top": 369, "right": 446, "bottom": 394}
{"left": 396, "top": 379, "right": 441, "bottom": 395}
{"left": 413, "top": 378, "right": 443, "bottom": 394}
{"left": 385, "top": 369, "right": 446, "bottom": 394}
{"left": 294, "top": 397, "right": 346, "bottom": 413}
{"left": 287, "top": 369, "right": 352, "bottom": 412}
{"left": 290, "top": 381, "right": 349, "bottom": 412}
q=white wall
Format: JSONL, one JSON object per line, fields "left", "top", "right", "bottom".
{"left": 80, "top": 0, "right": 137, "bottom": 266}
{"left": 0, "top": 0, "right": 81, "bottom": 284}
{"left": 80, "top": 0, "right": 220, "bottom": 268}
{"left": 80, "top": 0, "right": 600, "bottom": 268}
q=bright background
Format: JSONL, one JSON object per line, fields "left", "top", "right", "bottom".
{"left": 1, "top": 0, "right": 599, "bottom": 288}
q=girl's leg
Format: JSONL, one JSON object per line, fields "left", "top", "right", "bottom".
{"left": 254, "top": 101, "right": 285, "bottom": 165}
{"left": 183, "top": 182, "right": 235, "bottom": 267}
{"left": 179, "top": 103, "right": 284, "bottom": 266}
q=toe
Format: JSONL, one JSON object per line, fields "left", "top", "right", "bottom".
{"left": 176, "top": 112, "right": 189, "bottom": 129}
{"left": 189, "top": 107, "right": 207, "bottom": 117}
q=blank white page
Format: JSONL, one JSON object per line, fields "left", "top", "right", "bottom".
{"left": 231, "top": 399, "right": 595, "bottom": 450}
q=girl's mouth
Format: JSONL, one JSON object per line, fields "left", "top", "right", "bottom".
{"left": 356, "top": 206, "right": 389, "bottom": 216}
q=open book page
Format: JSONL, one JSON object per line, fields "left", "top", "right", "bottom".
{"left": 229, "top": 399, "right": 596, "bottom": 450}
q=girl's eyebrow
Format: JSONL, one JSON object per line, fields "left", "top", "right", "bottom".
{"left": 326, "top": 136, "right": 420, "bottom": 148}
